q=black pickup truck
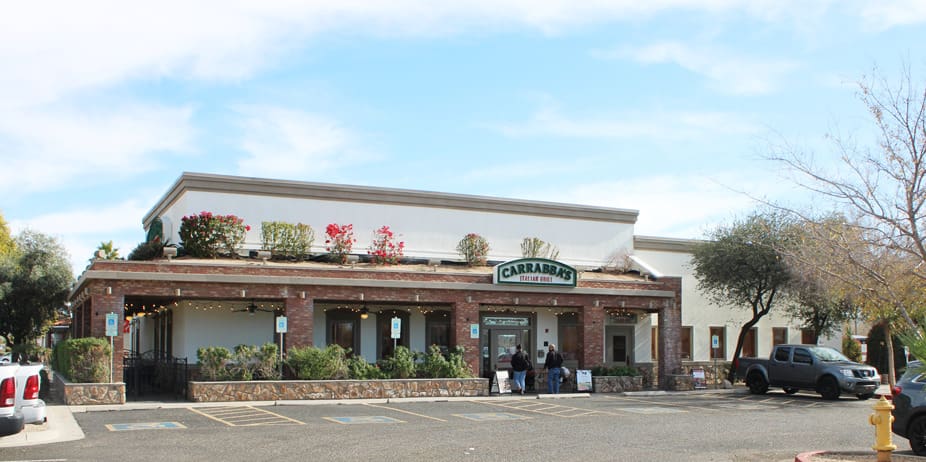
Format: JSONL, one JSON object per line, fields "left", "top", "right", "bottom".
{"left": 734, "top": 344, "right": 880, "bottom": 400}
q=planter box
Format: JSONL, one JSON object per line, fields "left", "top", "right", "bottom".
{"left": 592, "top": 376, "right": 643, "bottom": 393}
{"left": 53, "top": 372, "right": 126, "bottom": 405}
{"left": 188, "top": 378, "right": 490, "bottom": 402}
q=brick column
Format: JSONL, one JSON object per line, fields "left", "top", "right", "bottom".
{"left": 285, "top": 295, "right": 314, "bottom": 350}
{"left": 89, "top": 292, "right": 125, "bottom": 383}
{"left": 658, "top": 299, "right": 681, "bottom": 390}
{"left": 451, "top": 301, "right": 480, "bottom": 376}
{"left": 578, "top": 304, "right": 605, "bottom": 368}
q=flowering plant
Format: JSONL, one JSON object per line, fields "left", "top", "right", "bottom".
{"left": 325, "top": 223, "right": 356, "bottom": 264}
{"left": 456, "top": 233, "right": 489, "bottom": 266}
{"left": 368, "top": 225, "right": 404, "bottom": 265}
{"left": 179, "top": 211, "right": 251, "bottom": 258}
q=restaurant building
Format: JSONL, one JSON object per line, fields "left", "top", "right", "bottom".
{"left": 68, "top": 172, "right": 810, "bottom": 394}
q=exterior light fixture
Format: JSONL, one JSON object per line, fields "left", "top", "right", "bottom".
{"left": 360, "top": 307, "right": 369, "bottom": 320}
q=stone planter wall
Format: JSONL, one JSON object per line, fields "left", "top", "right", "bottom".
{"left": 53, "top": 372, "right": 126, "bottom": 405}
{"left": 188, "top": 378, "right": 489, "bottom": 402}
{"left": 592, "top": 376, "right": 643, "bottom": 393}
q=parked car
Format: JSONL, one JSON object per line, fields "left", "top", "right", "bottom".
{"left": 734, "top": 344, "right": 880, "bottom": 400}
{"left": 892, "top": 361, "right": 926, "bottom": 455}
{"left": 0, "top": 354, "right": 10, "bottom": 365}
{"left": 14, "top": 363, "right": 45, "bottom": 424}
{"left": 0, "top": 364, "right": 24, "bottom": 437}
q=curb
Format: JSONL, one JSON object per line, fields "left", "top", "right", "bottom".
{"left": 0, "top": 405, "right": 84, "bottom": 448}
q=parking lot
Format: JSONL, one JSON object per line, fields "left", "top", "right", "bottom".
{"left": 1, "top": 391, "right": 912, "bottom": 462}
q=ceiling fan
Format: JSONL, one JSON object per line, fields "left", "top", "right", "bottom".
{"left": 233, "top": 301, "right": 276, "bottom": 315}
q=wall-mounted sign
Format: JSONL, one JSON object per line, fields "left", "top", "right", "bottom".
{"left": 483, "top": 317, "right": 530, "bottom": 327}
{"left": 493, "top": 258, "right": 577, "bottom": 287}
{"left": 470, "top": 324, "right": 480, "bottom": 339}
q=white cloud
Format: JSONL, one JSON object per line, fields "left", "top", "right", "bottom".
{"left": 493, "top": 106, "right": 759, "bottom": 139}
{"left": 537, "top": 171, "right": 792, "bottom": 239}
{"left": 0, "top": 104, "right": 194, "bottom": 197}
{"left": 8, "top": 199, "right": 152, "bottom": 276}
{"left": 234, "top": 105, "right": 370, "bottom": 177}
{"left": 859, "top": 1, "right": 926, "bottom": 30}
{"left": 597, "top": 42, "right": 799, "bottom": 95}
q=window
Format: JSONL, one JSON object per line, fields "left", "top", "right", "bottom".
{"left": 772, "top": 327, "right": 788, "bottom": 346}
{"left": 377, "top": 310, "right": 410, "bottom": 359}
{"left": 326, "top": 309, "right": 360, "bottom": 353}
{"left": 558, "top": 312, "right": 579, "bottom": 361}
{"left": 801, "top": 328, "right": 816, "bottom": 345}
{"left": 425, "top": 312, "right": 451, "bottom": 355}
{"left": 709, "top": 326, "right": 725, "bottom": 360}
{"left": 793, "top": 348, "right": 812, "bottom": 365}
{"left": 774, "top": 347, "right": 791, "bottom": 362}
{"left": 742, "top": 328, "right": 757, "bottom": 358}
{"left": 680, "top": 326, "right": 692, "bottom": 361}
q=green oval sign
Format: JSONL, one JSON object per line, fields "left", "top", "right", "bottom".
{"left": 493, "top": 258, "right": 577, "bottom": 287}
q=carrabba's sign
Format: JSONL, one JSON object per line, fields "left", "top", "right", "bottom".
{"left": 493, "top": 258, "right": 577, "bottom": 287}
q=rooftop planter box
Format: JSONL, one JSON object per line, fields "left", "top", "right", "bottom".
{"left": 188, "top": 377, "right": 489, "bottom": 402}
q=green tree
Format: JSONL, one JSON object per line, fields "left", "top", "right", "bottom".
{"left": 92, "top": 240, "right": 120, "bottom": 261}
{"left": 691, "top": 212, "right": 796, "bottom": 382}
{"left": 0, "top": 212, "right": 14, "bottom": 256}
{"left": 0, "top": 230, "right": 74, "bottom": 355}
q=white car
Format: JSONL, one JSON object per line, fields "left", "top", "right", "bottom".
{"left": 0, "top": 364, "right": 24, "bottom": 436}
{"left": 14, "top": 364, "right": 46, "bottom": 424}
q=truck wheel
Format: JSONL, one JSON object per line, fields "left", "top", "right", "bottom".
{"left": 747, "top": 372, "right": 768, "bottom": 395}
{"left": 783, "top": 387, "right": 798, "bottom": 395}
{"left": 856, "top": 393, "right": 874, "bottom": 400}
{"left": 817, "top": 376, "right": 840, "bottom": 400}
{"left": 909, "top": 416, "right": 926, "bottom": 456}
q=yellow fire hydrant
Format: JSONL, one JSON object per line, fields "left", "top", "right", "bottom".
{"left": 869, "top": 395, "right": 896, "bottom": 462}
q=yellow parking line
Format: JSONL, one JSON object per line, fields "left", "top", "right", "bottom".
{"left": 363, "top": 403, "right": 447, "bottom": 422}
{"left": 475, "top": 399, "right": 620, "bottom": 417}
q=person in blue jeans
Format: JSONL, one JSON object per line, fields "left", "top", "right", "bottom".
{"left": 510, "top": 344, "right": 529, "bottom": 395}
{"left": 544, "top": 343, "right": 564, "bottom": 394}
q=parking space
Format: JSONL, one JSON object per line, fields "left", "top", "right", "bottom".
{"left": 187, "top": 405, "right": 305, "bottom": 427}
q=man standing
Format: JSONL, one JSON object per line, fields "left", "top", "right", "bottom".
{"left": 544, "top": 343, "right": 564, "bottom": 394}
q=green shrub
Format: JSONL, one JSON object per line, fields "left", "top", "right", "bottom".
{"left": 347, "top": 355, "right": 386, "bottom": 380}
{"left": 420, "top": 345, "right": 450, "bottom": 378}
{"left": 286, "top": 344, "right": 349, "bottom": 380}
{"left": 589, "top": 365, "right": 640, "bottom": 377}
{"left": 842, "top": 331, "right": 863, "bottom": 363}
{"left": 12, "top": 343, "right": 49, "bottom": 364}
{"left": 197, "top": 346, "right": 232, "bottom": 381}
{"left": 197, "top": 343, "right": 280, "bottom": 381}
{"left": 261, "top": 221, "right": 315, "bottom": 259}
{"left": 53, "top": 338, "right": 111, "bottom": 383}
{"left": 867, "top": 322, "right": 907, "bottom": 377}
{"left": 456, "top": 233, "right": 490, "bottom": 266}
{"left": 445, "top": 346, "right": 474, "bottom": 378}
{"left": 127, "top": 240, "right": 164, "bottom": 260}
{"left": 379, "top": 346, "right": 417, "bottom": 379}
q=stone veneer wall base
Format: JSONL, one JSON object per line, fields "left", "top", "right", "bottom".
{"left": 53, "top": 371, "right": 126, "bottom": 405}
{"left": 188, "top": 378, "right": 490, "bottom": 402}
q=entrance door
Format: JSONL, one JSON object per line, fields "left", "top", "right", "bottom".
{"left": 605, "top": 326, "right": 633, "bottom": 365}
{"left": 612, "top": 335, "right": 628, "bottom": 363}
{"left": 489, "top": 329, "right": 524, "bottom": 372}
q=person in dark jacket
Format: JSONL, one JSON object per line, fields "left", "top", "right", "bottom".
{"left": 544, "top": 344, "right": 564, "bottom": 394}
{"left": 510, "top": 344, "right": 530, "bottom": 395}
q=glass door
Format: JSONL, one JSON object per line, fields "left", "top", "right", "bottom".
{"left": 489, "top": 329, "right": 522, "bottom": 372}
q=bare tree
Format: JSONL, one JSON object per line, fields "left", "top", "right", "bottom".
{"left": 768, "top": 66, "right": 926, "bottom": 332}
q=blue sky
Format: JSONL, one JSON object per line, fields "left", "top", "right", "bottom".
{"left": 2, "top": 1, "right": 925, "bottom": 276}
